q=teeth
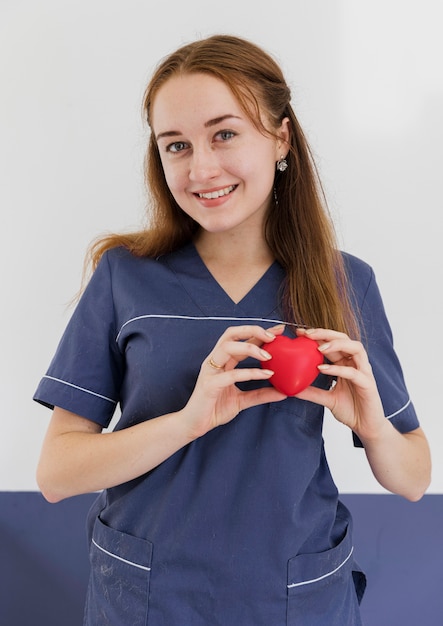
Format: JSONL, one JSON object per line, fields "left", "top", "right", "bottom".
{"left": 198, "top": 185, "right": 235, "bottom": 199}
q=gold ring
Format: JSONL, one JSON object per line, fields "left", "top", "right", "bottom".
{"left": 208, "top": 357, "right": 224, "bottom": 370}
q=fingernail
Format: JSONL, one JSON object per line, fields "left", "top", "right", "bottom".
{"left": 318, "top": 343, "right": 330, "bottom": 352}
{"left": 266, "top": 324, "right": 285, "bottom": 336}
{"left": 260, "top": 349, "right": 272, "bottom": 360}
{"left": 318, "top": 363, "right": 330, "bottom": 370}
{"left": 261, "top": 369, "right": 274, "bottom": 376}
{"left": 306, "top": 328, "right": 316, "bottom": 334}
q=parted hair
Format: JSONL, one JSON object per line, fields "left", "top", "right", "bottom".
{"left": 87, "top": 34, "right": 358, "bottom": 337}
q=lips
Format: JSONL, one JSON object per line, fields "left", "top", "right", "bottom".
{"left": 197, "top": 185, "right": 237, "bottom": 199}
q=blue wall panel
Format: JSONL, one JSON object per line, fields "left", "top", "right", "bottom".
{"left": 0, "top": 493, "right": 441, "bottom": 625}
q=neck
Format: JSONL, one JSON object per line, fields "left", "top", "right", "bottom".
{"left": 193, "top": 229, "right": 275, "bottom": 304}
{"left": 194, "top": 229, "right": 274, "bottom": 268}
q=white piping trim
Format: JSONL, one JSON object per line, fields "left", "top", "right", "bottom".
{"left": 116, "top": 314, "right": 300, "bottom": 342}
{"left": 287, "top": 546, "right": 354, "bottom": 589}
{"left": 385, "top": 398, "right": 411, "bottom": 420}
{"left": 92, "top": 538, "right": 151, "bottom": 572}
{"left": 43, "top": 376, "right": 116, "bottom": 404}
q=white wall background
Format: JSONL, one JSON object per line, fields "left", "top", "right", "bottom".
{"left": 1, "top": 0, "right": 441, "bottom": 493}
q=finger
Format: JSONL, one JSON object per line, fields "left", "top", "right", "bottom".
{"left": 298, "top": 327, "right": 349, "bottom": 340}
{"left": 318, "top": 338, "right": 369, "bottom": 369}
{"left": 207, "top": 357, "right": 225, "bottom": 371}
{"left": 206, "top": 366, "right": 276, "bottom": 387}
{"left": 222, "top": 340, "right": 274, "bottom": 363}
{"left": 297, "top": 327, "right": 354, "bottom": 361}
{"left": 238, "top": 387, "right": 287, "bottom": 411}
{"left": 246, "top": 323, "right": 285, "bottom": 348}
{"left": 294, "top": 384, "right": 334, "bottom": 409}
{"left": 208, "top": 325, "right": 281, "bottom": 371}
{"left": 317, "top": 362, "right": 374, "bottom": 388}
{"left": 264, "top": 323, "right": 286, "bottom": 337}
{"left": 207, "top": 344, "right": 273, "bottom": 374}
{"left": 215, "top": 325, "right": 279, "bottom": 347}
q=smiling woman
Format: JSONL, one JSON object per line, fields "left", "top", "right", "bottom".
{"left": 151, "top": 73, "right": 289, "bottom": 240}
{"left": 33, "top": 34, "right": 430, "bottom": 625}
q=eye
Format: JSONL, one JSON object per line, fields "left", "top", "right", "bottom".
{"left": 215, "top": 130, "right": 236, "bottom": 142}
{"left": 166, "top": 141, "right": 189, "bottom": 153}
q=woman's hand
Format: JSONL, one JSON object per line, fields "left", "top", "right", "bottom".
{"left": 38, "top": 324, "right": 287, "bottom": 502}
{"left": 295, "top": 327, "right": 431, "bottom": 500}
{"left": 294, "top": 327, "right": 386, "bottom": 440}
{"left": 181, "top": 324, "right": 287, "bottom": 439}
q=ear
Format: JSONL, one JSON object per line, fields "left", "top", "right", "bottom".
{"left": 276, "top": 116, "right": 291, "bottom": 158}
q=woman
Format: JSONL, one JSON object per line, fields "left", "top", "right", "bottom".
{"left": 35, "top": 35, "right": 431, "bottom": 625}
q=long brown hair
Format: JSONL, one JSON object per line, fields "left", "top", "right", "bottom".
{"left": 87, "top": 35, "right": 358, "bottom": 337}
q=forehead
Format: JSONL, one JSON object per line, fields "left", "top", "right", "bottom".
{"left": 150, "top": 73, "right": 248, "bottom": 131}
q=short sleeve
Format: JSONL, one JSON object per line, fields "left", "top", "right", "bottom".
{"left": 344, "top": 255, "right": 420, "bottom": 447}
{"left": 33, "top": 252, "right": 123, "bottom": 427}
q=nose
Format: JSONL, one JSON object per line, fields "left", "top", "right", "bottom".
{"left": 188, "top": 145, "right": 221, "bottom": 182}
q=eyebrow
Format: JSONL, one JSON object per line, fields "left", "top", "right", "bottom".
{"left": 155, "top": 114, "right": 241, "bottom": 141}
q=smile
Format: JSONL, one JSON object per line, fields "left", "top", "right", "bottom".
{"left": 197, "top": 185, "right": 237, "bottom": 199}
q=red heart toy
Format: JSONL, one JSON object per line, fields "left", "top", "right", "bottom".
{"left": 262, "top": 335, "right": 324, "bottom": 395}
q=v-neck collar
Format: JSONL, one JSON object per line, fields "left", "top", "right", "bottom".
{"left": 164, "top": 243, "right": 286, "bottom": 319}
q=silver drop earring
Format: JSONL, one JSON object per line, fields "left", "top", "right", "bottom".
{"left": 276, "top": 156, "right": 288, "bottom": 172}
{"left": 273, "top": 186, "right": 279, "bottom": 207}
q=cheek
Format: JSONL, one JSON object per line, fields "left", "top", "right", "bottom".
{"left": 241, "top": 157, "right": 276, "bottom": 190}
{"left": 161, "top": 162, "right": 185, "bottom": 194}
{"left": 236, "top": 143, "right": 277, "bottom": 179}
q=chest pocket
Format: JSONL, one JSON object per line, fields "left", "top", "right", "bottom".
{"left": 84, "top": 516, "right": 153, "bottom": 626}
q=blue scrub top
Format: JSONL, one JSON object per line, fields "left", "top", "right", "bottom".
{"left": 34, "top": 243, "right": 419, "bottom": 625}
